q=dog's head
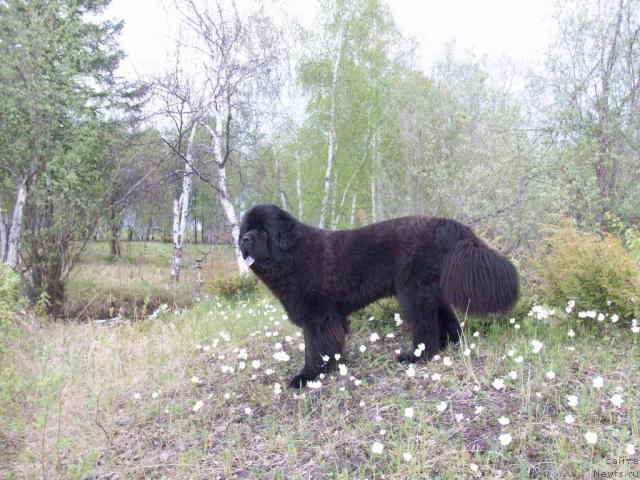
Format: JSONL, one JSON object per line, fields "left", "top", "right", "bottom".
{"left": 239, "top": 204, "right": 302, "bottom": 272}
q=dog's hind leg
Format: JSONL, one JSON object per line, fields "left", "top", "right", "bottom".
{"left": 289, "top": 313, "right": 348, "bottom": 388}
{"left": 438, "top": 305, "right": 461, "bottom": 349}
{"left": 395, "top": 282, "right": 440, "bottom": 363}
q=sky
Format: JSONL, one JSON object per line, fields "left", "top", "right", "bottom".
{"left": 106, "top": 0, "right": 556, "bottom": 82}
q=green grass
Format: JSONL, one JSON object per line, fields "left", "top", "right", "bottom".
{"left": 64, "top": 241, "right": 236, "bottom": 319}
{"left": 1, "top": 295, "right": 638, "bottom": 479}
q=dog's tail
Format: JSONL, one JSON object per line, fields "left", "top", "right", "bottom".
{"left": 438, "top": 221, "right": 519, "bottom": 316}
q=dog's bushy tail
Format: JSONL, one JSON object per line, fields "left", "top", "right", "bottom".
{"left": 439, "top": 223, "right": 519, "bottom": 316}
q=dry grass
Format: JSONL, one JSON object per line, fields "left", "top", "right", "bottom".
{"left": 64, "top": 241, "right": 237, "bottom": 320}
{"left": 2, "top": 296, "right": 639, "bottom": 479}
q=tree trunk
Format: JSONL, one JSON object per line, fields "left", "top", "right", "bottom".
{"left": 349, "top": 191, "right": 358, "bottom": 228}
{"left": 371, "top": 175, "right": 377, "bottom": 223}
{"left": 319, "top": 25, "right": 345, "bottom": 228}
{"left": 218, "top": 164, "right": 247, "bottom": 275}
{"left": 0, "top": 212, "right": 7, "bottom": 262}
{"left": 330, "top": 171, "right": 338, "bottom": 229}
{"left": 6, "top": 175, "right": 28, "bottom": 269}
{"left": 109, "top": 210, "right": 122, "bottom": 258}
{"left": 273, "top": 145, "right": 289, "bottom": 211}
{"left": 170, "top": 122, "right": 197, "bottom": 282}
{"left": 192, "top": 187, "right": 198, "bottom": 244}
{"left": 296, "top": 150, "right": 303, "bottom": 219}
{"left": 205, "top": 117, "right": 248, "bottom": 275}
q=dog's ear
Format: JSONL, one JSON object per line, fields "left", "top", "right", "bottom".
{"left": 277, "top": 217, "right": 300, "bottom": 251}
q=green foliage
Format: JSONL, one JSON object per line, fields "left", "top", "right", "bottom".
{"left": 531, "top": 221, "right": 640, "bottom": 319}
{"left": 351, "top": 297, "right": 400, "bottom": 333}
{"left": 0, "top": 263, "right": 20, "bottom": 326}
{"left": 0, "top": 0, "right": 150, "bottom": 314}
{"left": 606, "top": 213, "right": 640, "bottom": 262}
{"left": 207, "top": 274, "right": 258, "bottom": 299}
{"left": 0, "top": 266, "right": 24, "bottom": 463}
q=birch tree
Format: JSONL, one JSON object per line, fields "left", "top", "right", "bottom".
{"left": 170, "top": 123, "right": 198, "bottom": 281}
{"left": 318, "top": 24, "right": 345, "bottom": 228}
{"left": 177, "top": 0, "right": 280, "bottom": 275}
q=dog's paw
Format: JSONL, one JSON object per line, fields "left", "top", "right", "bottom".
{"left": 396, "top": 351, "right": 430, "bottom": 364}
{"left": 288, "top": 373, "right": 311, "bottom": 389}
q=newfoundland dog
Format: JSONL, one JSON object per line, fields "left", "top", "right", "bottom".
{"left": 239, "top": 204, "right": 519, "bottom": 388}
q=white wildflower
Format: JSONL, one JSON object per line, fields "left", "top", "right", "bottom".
{"left": 530, "top": 339, "right": 543, "bottom": 354}
{"left": 584, "top": 431, "right": 598, "bottom": 445}
{"left": 610, "top": 394, "right": 624, "bottom": 408}
{"left": 371, "top": 442, "right": 384, "bottom": 454}
{"left": 272, "top": 351, "right": 290, "bottom": 362}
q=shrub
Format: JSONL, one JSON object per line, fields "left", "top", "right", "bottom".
{"left": 0, "top": 263, "right": 20, "bottom": 326}
{"left": 531, "top": 221, "right": 639, "bottom": 319}
{"left": 207, "top": 273, "right": 258, "bottom": 299}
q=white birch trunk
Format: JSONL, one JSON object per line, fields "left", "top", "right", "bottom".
{"left": 273, "top": 147, "right": 289, "bottom": 211}
{"left": 349, "top": 191, "right": 358, "bottom": 228}
{"left": 170, "top": 123, "right": 197, "bottom": 282}
{"left": 206, "top": 116, "right": 248, "bottom": 275}
{"left": 0, "top": 212, "right": 7, "bottom": 262}
{"left": 371, "top": 175, "right": 377, "bottom": 224}
{"left": 318, "top": 25, "right": 344, "bottom": 228}
{"left": 330, "top": 172, "right": 338, "bottom": 230}
{"left": 295, "top": 150, "right": 303, "bottom": 219}
{"left": 6, "top": 176, "right": 28, "bottom": 269}
{"left": 217, "top": 164, "right": 247, "bottom": 275}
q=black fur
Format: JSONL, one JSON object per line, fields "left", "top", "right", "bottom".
{"left": 239, "top": 204, "right": 519, "bottom": 388}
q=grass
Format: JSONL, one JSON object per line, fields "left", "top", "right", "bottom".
{"left": 64, "top": 241, "right": 236, "bottom": 319}
{"left": 1, "top": 295, "right": 639, "bottom": 479}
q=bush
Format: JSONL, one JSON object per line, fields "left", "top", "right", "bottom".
{"left": 207, "top": 273, "right": 258, "bottom": 299}
{"left": 351, "top": 297, "right": 402, "bottom": 334}
{"left": 531, "top": 221, "right": 639, "bottom": 319}
{"left": 0, "top": 263, "right": 20, "bottom": 326}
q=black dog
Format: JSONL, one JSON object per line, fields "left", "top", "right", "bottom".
{"left": 239, "top": 204, "right": 519, "bottom": 388}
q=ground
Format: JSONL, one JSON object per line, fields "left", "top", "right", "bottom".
{"left": 1, "top": 243, "right": 639, "bottom": 479}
